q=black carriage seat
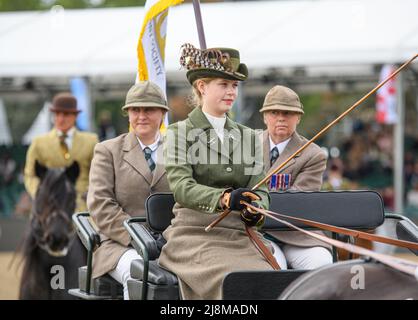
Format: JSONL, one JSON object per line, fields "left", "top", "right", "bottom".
{"left": 223, "top": 190, "right": 385, "bottom": 299}
{"left": 68, "top": 212, "right": 123, "bottom": 300}
{"left": 124, "top": 190, "right": 386, "bottom": 300}
{"left": 395, "top": 215, "right": 418, "bottom": 256}
{"left": 124, "top": 193, "right": 179, "bottom": 300}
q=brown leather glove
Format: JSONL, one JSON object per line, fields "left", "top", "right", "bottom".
{"left": 222, "top": 188, "right": 261, "bottom": 211}
{"left": 240, "top": 202, "right": 265, "bottom": 227}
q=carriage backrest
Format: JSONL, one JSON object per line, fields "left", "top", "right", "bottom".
{"left": 265, "top": 190, "right": 385, "bottom": 231}
{"left": 146, "top": 192, "right": 176, "bottom": 233}
{"left": 145, "top": 190, "right": 385, "bottom": 233}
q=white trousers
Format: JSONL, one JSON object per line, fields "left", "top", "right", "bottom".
{"left": 270, "top": 241, "right": 333, "bottom": 270}
{"left": 109, "top": 249, "right": 142, "bottom": 300}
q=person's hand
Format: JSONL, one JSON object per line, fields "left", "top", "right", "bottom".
{"left": 240, "top": 202, "right": 265, "bottom": 227}
{"left": 221, "top": 188, "right": 260, "bottom": 211}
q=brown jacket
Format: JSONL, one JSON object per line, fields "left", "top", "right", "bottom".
{"left": 262, "top": 130, "right": 330, "bottom": 248}
{"left": 87, "top": 132, "right": 170, "bottom": 278}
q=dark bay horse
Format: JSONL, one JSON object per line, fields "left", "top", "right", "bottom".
{"left": 19, "top": 161, "right": 86, "bottom": 299}
{"left": 279, "top": 259, "right": 418, "bottom": 300}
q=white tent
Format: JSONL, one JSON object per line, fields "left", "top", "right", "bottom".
{"left": 21, "top": 101, "right": 52, "bottom": 145}
{"left": 0, "top": 0, "right": 417, "bottom": 78}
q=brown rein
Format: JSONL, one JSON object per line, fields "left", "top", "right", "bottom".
{"left": 252, "top": 205, "right": 418, "bottom": 251}
{"left": 245, "top": 202, "right": 418, "bottom": 278}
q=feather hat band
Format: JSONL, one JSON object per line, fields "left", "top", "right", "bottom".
{"left": 179, "top": 43, "right": 248, "bottom": 84}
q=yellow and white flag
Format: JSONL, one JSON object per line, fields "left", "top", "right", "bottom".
{"left": 137, "top": 0, "right": 183, "bottom": 131}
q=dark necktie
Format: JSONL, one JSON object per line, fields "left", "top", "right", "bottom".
{"left": 59, "top": 133, "right": 70, "bottom": 160}
{"left": 270, "top": 147, "right": 279, "bottom": 167}
{"left": 143, "top": 147, "right": 156, "bottom": 172}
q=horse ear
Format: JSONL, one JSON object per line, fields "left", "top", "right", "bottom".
{"left": 65, "top": 161, "right": 80, "bottom": 184}
{"left": 35, "top": 160, "right": 47, "bottom": 180}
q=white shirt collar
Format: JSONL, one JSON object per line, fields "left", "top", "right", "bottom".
{"left": 137, "top": 134, "right": 160, "bottom": 152}
{"left": 269, "top": 135, "right": 291, "bottom": 155}
{"left": 203, "top": 111, "right": 226, "bottom": 131}
{"left": 57, "top": 127, "right": 75, "bottom": 138}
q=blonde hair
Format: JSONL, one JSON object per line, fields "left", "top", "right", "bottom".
{"left": 190, "top": 77, "right": 215, "bottom": 108}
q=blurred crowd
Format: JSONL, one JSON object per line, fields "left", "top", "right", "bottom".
{"left": 322, "top": 121, "right": 418, "bottom": 216}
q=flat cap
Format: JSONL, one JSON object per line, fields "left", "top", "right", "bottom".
{"left": 121, "top": 81, "right": 169, "bottom": 111}
{"left": 260, "top": 85, "right": 304, "bottom": 114}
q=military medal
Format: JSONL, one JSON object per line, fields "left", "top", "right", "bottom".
{"left": 269, "top": 173, "right": 291, "bottom": 191}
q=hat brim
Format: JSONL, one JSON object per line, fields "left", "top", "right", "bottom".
{"left": 121, "top": 102, "right": 169, "bottom": 111}
{"left": 187, "top": 63, "right": 248, "bottom": 84}
{"left": 49, "top": 107, "right": 81, "bottom": 114}
{"left": 260, "top": 105, "right": 304, "bottom": 114}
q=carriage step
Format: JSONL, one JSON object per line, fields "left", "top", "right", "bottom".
{"left": 127, "top": 279, "right": 179, "bottom": 300}
{"left": 223, "top": 270, "right": 307, "bottom": 300}
{"left": 75, "top": 266, "right": 123, "bottom": 299}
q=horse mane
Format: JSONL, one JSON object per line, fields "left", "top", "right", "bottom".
{"left": 34, "top": 169, "right": 76, "bottom": 217}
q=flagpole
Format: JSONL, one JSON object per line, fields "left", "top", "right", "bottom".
{"left": 192, "top": 0, "right": 207, "bottom": 49}
{"left": 394, "top": 70, "right": 405, "bottom": 214}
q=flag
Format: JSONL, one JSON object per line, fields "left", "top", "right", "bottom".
{"left": 22, "top": 102, "right": 52, "bottom": 145}
{"left": 71, "top": 77, "right": 91, "bottom": 131}
{"left": 137, "top": 0, "right": 184, "bottom": 131}
{"left": 376, "top": 65, "right": 397, "bottom": 124}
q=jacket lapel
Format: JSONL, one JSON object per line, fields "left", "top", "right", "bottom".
{"left": 224, "top": 116, "right": 241, "bottom": 158}
{"left": 268, "top": 132, "right": 303, "bottom": 175}
{"left": 123, "top": 132, "right": 153, "bottom": 185}
{"left": 263, "top": 130, "right": 270, "bottom": 171}
{"left": 70, "top": 129, "right": 81, "bottom": 158}
{"left": 151, "top": 136, "right": 166, "bottom": 187}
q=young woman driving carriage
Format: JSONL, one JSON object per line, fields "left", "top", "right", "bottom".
{"left": 158, "top": 44, "right": 278, "bottom": 300}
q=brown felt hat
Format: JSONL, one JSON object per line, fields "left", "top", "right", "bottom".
{"left": 260, "top": 85, "right": 304, "bottom": 114}
{"left": 121, "top": 81, "right": 169, "bottom": 111}
{"left": 50, "top": 93, "right": 80, "bottom": 114}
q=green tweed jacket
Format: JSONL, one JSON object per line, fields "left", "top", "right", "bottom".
{"left": 164, "top": 107, "right": 270, "bottom": 214}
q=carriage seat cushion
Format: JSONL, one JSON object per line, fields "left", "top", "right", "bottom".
{"left": 130, "top": 259, "right": 178, "bottom": 285}
{"left": 396, "top": 220, "right": 418, "bottom": 255}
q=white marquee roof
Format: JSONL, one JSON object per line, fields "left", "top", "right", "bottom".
{"left": 0, "top": 0, "right": 417, "bottom": 77}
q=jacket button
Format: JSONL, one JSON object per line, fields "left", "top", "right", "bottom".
{"left": 226, "top": 167, "right": 232, "bottom": 172}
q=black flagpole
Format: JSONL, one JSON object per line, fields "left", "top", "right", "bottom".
{"left": 192, "top": 0, "right": 207, "bottom": 49}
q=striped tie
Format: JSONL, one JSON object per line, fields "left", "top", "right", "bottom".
{"left": 59, "top": 133, "right": 70, "bottom": 160}
{"left": 143, "top": 147, "right": 156, "bottom": 172}
{"left": 270, "top": 147, "right": 279, "bottom": 167}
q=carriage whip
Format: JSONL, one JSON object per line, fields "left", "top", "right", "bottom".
{"left": 205, "top": 53, "right": 418, "bottom": 232}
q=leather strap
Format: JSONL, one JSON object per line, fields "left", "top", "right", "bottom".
{"left": 245, "top": 225, "right": 280, "bottom": 270}
{"left": 256, "top": 207, "right": 418, "bottom": 277}
{"left": 246, "top": 203, "right": 418, "bottom": 251}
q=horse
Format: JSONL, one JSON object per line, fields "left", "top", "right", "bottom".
{"left": 278, "top": 258, "right": 418, "bottom": 300}
{"left": 18, "top": 160, "right": 86, "bottom": 300}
